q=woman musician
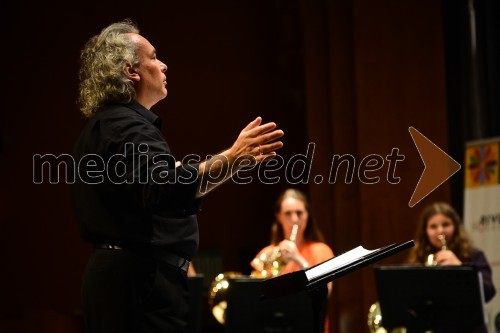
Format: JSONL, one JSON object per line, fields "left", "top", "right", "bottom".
{"left": 406, "top": 202, "right": 496, "bottom": 333}
{"left": 250, "top": 188, "right": 334, "bottom": 332}
{"left": 250, "top": 188, "right": 334, "bottom": 277}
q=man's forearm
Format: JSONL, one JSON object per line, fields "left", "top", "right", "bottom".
{"left": 195, "top": 150, "right": 255, "bottom": 198}
{"left": 194, "top": 117, "right": 284, "bottom": 198}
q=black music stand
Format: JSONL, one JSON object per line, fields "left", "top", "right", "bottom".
{"left": 374, "top": 265, "right": 487, "bottom": 332}
{"left": 260, "top": 240, "right": 415, "bottom": 333}
{"left": 224, "top": 277, "right": 320, "bottom": 333}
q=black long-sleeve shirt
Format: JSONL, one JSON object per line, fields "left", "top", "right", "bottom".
{"left": 72, "top": 101, "right": 201, "bottom": 259}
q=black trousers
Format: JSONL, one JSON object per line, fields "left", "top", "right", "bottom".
{"left": 82, "top": 248, "right": 189, "bottom": 333}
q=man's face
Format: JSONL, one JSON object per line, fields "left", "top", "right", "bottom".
{"left": 129, "top": 34, "right": 168, "bottom": 108}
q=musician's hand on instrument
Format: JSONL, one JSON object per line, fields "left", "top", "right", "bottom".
{"left": 435, "top": 250, "right": 462, "bottom": 266}
{"left": 278, "top": 240, "right": 298, "bottom": 260}
{"left": 278, "top": 240, "right": 309, "bottom": 268}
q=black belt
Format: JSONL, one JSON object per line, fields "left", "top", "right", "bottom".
{"left": 95, "top": 244, "right": 190, "bottom": 274}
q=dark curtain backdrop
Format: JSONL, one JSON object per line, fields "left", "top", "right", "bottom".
{"left": 443, "top": 0, "right": 500, "bottom": 213}
{"left": 1, "top": 0, "right": 498, "bottom": 332}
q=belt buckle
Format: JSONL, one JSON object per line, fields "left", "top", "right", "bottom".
{"left": 97, "top": 244, "right": 122, "bottom": 250}
{"left": 179, "top": 258, "right": 190, "bottom": 273}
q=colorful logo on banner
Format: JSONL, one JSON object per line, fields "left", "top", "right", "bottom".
{"left": 465, "top": 142, "right": 499, "bottom": 188}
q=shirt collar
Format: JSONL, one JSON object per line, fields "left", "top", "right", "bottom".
{"left": 127, "top": 100, "right": 162, "bottom": 129}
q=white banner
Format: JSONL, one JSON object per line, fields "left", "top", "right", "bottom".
{"left": 463, "top": 137, "right": 500, "bottom": 333}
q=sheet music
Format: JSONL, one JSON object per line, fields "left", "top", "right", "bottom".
{"left": 305, "top": 245, "right": 375, "bottom": 281}
{"left": 260, "top": 241, "right": 413, "bottom": 299}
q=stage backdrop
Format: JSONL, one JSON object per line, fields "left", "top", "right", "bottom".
{"left": 464, "top": 137, "right": 500, "bottom": 332}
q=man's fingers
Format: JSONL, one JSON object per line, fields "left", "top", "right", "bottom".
{"left": 252, "top": 129, "right": 284, "bottom": 160}
{"left": 242, "top": 117, "right": 262, "bottom": 132}
{"left": 259, "top": 140, "right": 284, "bottom": 155}
{"left": 255, "top": 152, "right": 278, "bottom": 163}
{"left": 254, "top": 141, "right": 283, "bottom": 164}
{"left": 251, "top": 130, "right": 284, "bottom": 154}
{"left": 245, "top": 121, "right": 278, "bottom": 137}
{"left": 236, "top": 118, "right": 283, "bottom": 163}
{"left": 260, "top": 129, "right": 284, "bottom": 144}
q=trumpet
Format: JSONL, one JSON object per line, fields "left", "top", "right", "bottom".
{"left": 250, "top": 223, "right": 299, "bottom": 278}
{"left": 425, "top": 234, "right": 447, "bottom": 266}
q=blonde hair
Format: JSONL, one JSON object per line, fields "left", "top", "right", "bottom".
{"left": 78, "top": 19, "right": 140, "bottom": 117}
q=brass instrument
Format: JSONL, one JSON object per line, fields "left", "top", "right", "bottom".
{"left": 367, "top": 302, "right": 385, "bottom": 333}
{"left": 208, "top": 224, "right": 299, "bottom": 324}
{"left": 425, "top": 234, "right": 447, "bottom": 266}
{"left": 367, "top": 302, "right": 407, "bottom": 333}
{"left": 250, "top": 223, "right": 299, "bottom": 278}
{"left": 208, "top": 271, "right": 243, "bottom": 324}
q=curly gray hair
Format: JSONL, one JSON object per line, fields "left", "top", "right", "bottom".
{"left": 78, "top": 19, "right": 140, "bottom": 117}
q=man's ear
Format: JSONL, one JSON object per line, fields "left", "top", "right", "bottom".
{"left": 124, "top": 62, "right": 140, "bottom": 82}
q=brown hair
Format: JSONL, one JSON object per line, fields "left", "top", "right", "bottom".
{"left": 270, "top": 188, "right": 325, "bottom": 244}
{"left": 407, "top": 202, "right": 473, "bottom": 264}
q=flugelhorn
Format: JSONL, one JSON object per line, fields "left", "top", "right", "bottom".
{"left": 251, "top": 223, "right": 299, "bottom": 278}
{"left": 426, "top": 234, "right": 447, "bottom": 266}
